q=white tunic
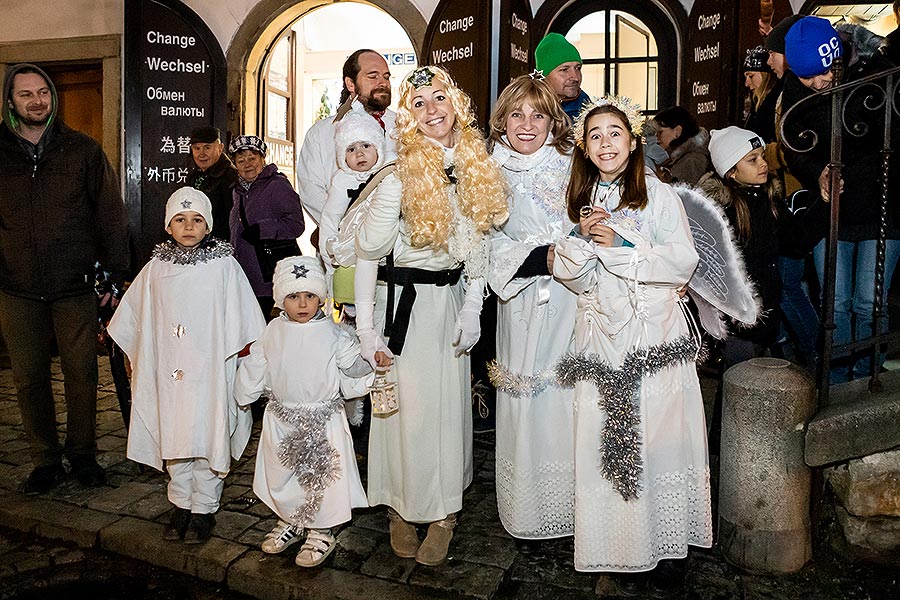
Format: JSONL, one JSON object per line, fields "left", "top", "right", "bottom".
{"left": 489, "top": 142, "right": 578, "bottom": 539}
{"left": 355, "top": 169, "right": 475, "bottom": 523}
{"left": 296, "top": 102, "right": 396, "bottom": 224}
{"left": 553, "top": 177, "right": 713, "bottom": 572}
{"left": 234, "top": 314, "right": 371, "bottom": 529}
{"left": 108, "top": 242, "right": 266, "bottom": 474}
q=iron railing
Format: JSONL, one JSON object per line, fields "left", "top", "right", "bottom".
{"left": 780, "top": 61, "right": 900, "bottom": 406}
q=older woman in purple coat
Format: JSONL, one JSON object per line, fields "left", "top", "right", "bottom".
{"left": 229, "top": 135, "right": 305, "bottom": 319}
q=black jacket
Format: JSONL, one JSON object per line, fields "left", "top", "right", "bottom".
{"left": 0, "top": 64, "right": 128, "bottom": 300}
{"left": 781, "top": 26, "right": 900, "bottom": 242}
{"left": 186, "top": 153, "right": 238, "bottom": 241}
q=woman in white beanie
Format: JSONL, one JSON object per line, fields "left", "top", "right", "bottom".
{"left": 699, "top": 126, "right": 790, "bottom": 365}
{"left": 108, "top": 187, "right": 265, "bottom": 544}
{"left": 234, "top": 255, "right": 374, "bottom": 567}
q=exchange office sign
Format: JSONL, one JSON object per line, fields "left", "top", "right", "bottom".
{"left": 498, "top": 0, "right": 533, "bottom": 88}
{"left": 422, "top": 0, "right": 492, "bottom": 127}
{"left": 124, "top": 0, "right": 226, "bottom": 268}
{"left": 684, "top": 0, "right": 732, "bottom": 130}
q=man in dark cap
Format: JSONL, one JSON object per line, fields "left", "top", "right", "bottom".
{"left": 186, "top": 126, "right": 238, "bottom": 241}
{"left": 765, "top": 14, "right": 803, "bottom": 79}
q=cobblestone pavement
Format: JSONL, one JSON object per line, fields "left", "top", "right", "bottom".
{"left": 0, "top": 359, "right": 897, "bottom": 599}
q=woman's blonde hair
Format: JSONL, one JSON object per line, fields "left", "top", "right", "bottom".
{"left": 488, "top": 75, "right": 572, "bottom": 154}
{"left": 394, "top": 66, "right": 508, "bottom": 249}
{"left": 750, "top": 71, "right": 777, "bottom": 111}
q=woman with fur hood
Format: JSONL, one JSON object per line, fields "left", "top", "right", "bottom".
{"left": 700, "top": 127, "right": 787, "bottom": 365}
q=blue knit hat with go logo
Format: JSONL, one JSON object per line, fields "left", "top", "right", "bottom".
{"left": 785, "top": 16, "right": 842, "bottom": 78}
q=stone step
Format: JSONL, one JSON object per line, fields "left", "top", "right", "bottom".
{"left": 805, "top": 370, "right": 900, "bottom": 467}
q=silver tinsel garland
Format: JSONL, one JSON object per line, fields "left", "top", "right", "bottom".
{"left": 266, "top": 392, "right": 345, "bottom": 528}
{"left": 487, "top": 360, "right": 558, "bottom": 398}
{"left": 151, "top": 239, "right": 233, "bottom": 265}
{"left": 555, "top": 334, "right": 699, "bottom": 501}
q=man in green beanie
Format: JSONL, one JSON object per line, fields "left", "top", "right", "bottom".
{"left": 535, "top": 32, "right": 590, "bottom": 122}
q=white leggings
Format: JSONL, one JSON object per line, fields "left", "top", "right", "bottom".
{"left": 166, "top": 457, "right": 225, "bottom": 514}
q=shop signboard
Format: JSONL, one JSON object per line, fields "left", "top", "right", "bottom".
{"left": 498, "top": 0, "right": 533, "bottom": 88}
{"left": 124, "top": 0, "right": 226, "bottom": 267}
{"left": 685, "top": 0, "right": 733, "bottom": 129}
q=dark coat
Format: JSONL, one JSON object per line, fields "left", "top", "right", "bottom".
{"left": 699, "top": 173, "right": 784, "bottom": 346}
{"left": 0, "top": 119, "right": 129, "bottom": 300}
{"left": 230, "top": 163, "right": 305, "bottom": 296}
{"left": 781, "top": 26, "right": 900, "bottom": 242}
{"left": 186, "top": 153, "right": 238, "bottom": 241}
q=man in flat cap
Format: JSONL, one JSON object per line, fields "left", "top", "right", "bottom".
{"left": 186, "top": 126, "right": 238, "bottom": 241}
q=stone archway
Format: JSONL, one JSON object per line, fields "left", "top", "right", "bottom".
{"left": 224, "top": 0, "right": 426, "bottom": 136}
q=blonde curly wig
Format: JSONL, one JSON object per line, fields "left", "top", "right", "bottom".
{"left": 394, "top": 66, "right": 508, "bottom": 249}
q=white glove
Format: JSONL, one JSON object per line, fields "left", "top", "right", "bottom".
{"left": 452, "top": 277, "right": 486, "bottom": 357}
{"left": 354, "top": 258, "right": 393, "bottom": 369}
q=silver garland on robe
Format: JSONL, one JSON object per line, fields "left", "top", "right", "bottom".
{"left": 555, "top": 334, "right": 699, "bottom": 501}
{"left": 487, "top": 360, "right": 559, "bottom": 398}
{"left": 266, "top": 391, "right": 345, "bottom": 528}
{"left": 151, "top": 238, "right": 233, "bottom": 265}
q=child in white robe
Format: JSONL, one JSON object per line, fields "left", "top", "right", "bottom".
{"left": 234, "top": 255, "right": 373, "bottom": 567}
{"left": 108, "top": 187, "right": 266, "bottom": 544}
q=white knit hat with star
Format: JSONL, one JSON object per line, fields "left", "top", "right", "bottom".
{"left": 165, "top": 187, "right": 213, "bottom": 232}
{"left": 272, "top": 255, "right": 327, "bottom": 309}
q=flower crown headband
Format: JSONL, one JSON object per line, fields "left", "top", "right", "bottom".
{"left": 573, "top": 95, "right": 645, "bottom": 148}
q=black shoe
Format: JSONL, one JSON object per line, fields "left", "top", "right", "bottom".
{"left": 183, "top": 513, "right": 216, "bottom": 544}
{"left": 163, "top": 507, "right": 192, "bottom": 541}
{"left": 70, "top": 456, "right": 107, "bottom": 487}
{"left": 20, "top": 463, "right": 66, "bottom": 495}
{"left": 612, "top": 572, "right": 647, "bottom": 598}
{"left": 648, "top": 559, "right": 686, "bottom": 599}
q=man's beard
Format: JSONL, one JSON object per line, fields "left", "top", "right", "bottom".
{"left": 361, "top": 90, "right": 391, "bottom": 112}
{"left": 15, "top": 108, "right": 50, "bottom": 128}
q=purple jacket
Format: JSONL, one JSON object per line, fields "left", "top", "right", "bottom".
{"left": 230, "top": 163, "right": 305, "bottom": 296}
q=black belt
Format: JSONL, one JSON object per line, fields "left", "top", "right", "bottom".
{"left": 378, "top": 255, "right": 462, "bottom": 355}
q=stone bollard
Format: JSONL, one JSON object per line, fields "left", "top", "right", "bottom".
{"left": 718, "top": 357, "right": 816, "bottom": 574}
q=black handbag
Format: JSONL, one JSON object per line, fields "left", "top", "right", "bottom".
{"left": 238, "top": 193, "right": 300, "bottom": 282}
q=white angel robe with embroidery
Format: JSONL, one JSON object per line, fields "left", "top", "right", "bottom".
{"left": 234, "top": 314, "right": 371, "bottom": 528}
{"left": 354, "top": 146, "right": 484, "bottom": 523}
{"left": 552, "top": 176, "right": 713, "bottom": 572}
{"left": 488, "top": 142, "right": 577, "bottom": 539}
{"left": 108, "top": 242, "right": 266, "bottom": 474}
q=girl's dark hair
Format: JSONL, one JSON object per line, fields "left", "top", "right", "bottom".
{"left": 722, "top": 172, "right": 780, "bottom": 240}
{"left": 566, "top": 104, "right": 648, "bottom": 223}
{"left": 654, "top": 105, "right": 700, "bottom": 148}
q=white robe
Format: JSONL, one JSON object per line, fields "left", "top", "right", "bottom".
{"left": 296, "top": 102, "right": 396, "bottom": 224}
{"left": 553, "top": 177, "right": 713, "bottom": 572}
{"left": 108, "top": 243, "right": 265, "bottom": 474}
{"left": 488, "top": 142, "right": 578, "bottom": 539}
{"left": 234, "top": 314, "right": 371, "bottom": 528}
{"left": 355, "top": 169, "right": 475, "bottom": 523}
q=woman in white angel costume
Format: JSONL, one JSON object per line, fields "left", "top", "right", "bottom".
{"left": 485, "top": 75, "right": 578, "bottom": 540}
{"left": 351, "top": 65, "right": 508, "bottom": 566}
{"left": 552, "top": 98, "right": 712, "bottom": 591}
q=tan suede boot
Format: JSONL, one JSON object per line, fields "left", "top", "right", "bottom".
{"left": 388, "top": 509, "right": 420, "bottom": 558}
{"left": 415, "top": 513, "right": 457, "bottom": 566}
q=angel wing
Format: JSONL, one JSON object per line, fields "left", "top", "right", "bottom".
{"left": 674, "top": 184, "right": 760, "bottom": 339}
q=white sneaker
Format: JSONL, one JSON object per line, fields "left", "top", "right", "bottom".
{"left": 261, "top": 520, "right": 303, "bottom": 554}
{"left": 295, "top": 528, "right": 336, "bottom": 567}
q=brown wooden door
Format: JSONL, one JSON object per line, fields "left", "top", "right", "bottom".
{"left": 40, "top": 64, "right": 103, "bottom": 144}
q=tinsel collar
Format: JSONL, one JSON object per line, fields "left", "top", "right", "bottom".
{"left": 152, "top": 238, "right": 233, "bottom": 265}
{"left": 573, "top": 95, "right": 645, "bottom": 149}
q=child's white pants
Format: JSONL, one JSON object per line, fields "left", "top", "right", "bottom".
{"left": 166, "top": 457, "right": 225, "bottom": 514}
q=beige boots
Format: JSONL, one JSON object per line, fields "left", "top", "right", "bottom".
{"left": 388, "top": 509, "right": 420, "bottom": 558}
{"left": 388, "top": 510, "right": 458, "bottom": 565}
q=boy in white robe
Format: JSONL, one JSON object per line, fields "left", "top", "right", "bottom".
{"left": 108, "top": 187, "right": 265, "bottom": 544}
{"left": 234, "top": 255, "right": 373, "bottom": 567}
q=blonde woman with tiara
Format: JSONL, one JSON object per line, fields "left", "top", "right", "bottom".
{"left": 353, "top": 65, "right": 508, "bottom": 565}
{"left": 485, "top": 74, "right": 578, "bottom": 541}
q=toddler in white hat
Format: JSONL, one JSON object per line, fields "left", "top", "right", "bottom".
{"left": 234, "top": 254, "right": 373, "bottom": 568}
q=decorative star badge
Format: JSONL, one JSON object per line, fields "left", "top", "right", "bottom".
{"left": 292, "top": 264, "right": 309, "bottom": 279}
{"left": 180, "top": 199, "right": 193, "bottom": 209}
{"left": 529, "top": 69, "right": 545, "bottom": 80}
{"left": 407, "top": 67, "right": 436, "bottom": 89}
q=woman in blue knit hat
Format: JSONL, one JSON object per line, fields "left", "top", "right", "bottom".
{"left": 781, "top": 16, "right": 900, "bottom": 382}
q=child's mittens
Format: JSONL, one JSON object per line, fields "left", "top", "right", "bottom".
{"left": 345, "top": 399, "right": 364, "bottom": 426}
